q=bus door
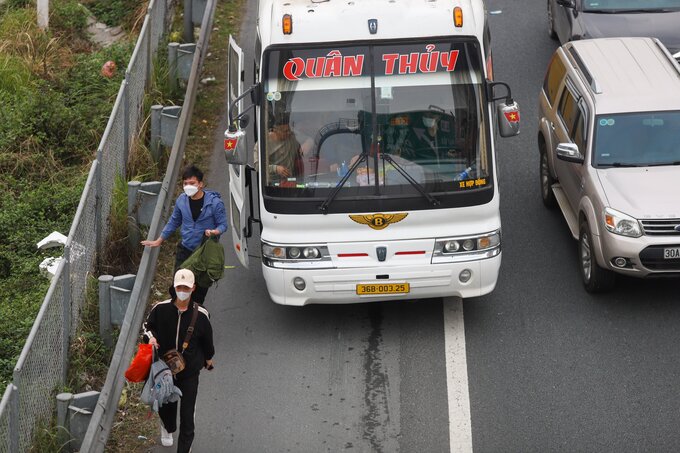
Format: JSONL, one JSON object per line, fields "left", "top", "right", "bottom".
{"left": 227, "top": 35, "right": 249, "bottom": 268}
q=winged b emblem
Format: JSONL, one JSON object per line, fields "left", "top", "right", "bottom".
{"left": 349, "top": 213, "right": 408, "bottom": 230}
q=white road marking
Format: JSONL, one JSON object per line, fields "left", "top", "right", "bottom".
{"left": 443, "top": 296, "right": 473, "bottom": 453}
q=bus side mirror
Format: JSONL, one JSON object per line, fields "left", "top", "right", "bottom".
{"left": 488, "top": 81, "right": 520, "bottom": 138}
{"left": 224, "top": 127, "right": 248, "bottom": 165}
{"left": 497, "top": 101, "right": 520, "bottom": 137}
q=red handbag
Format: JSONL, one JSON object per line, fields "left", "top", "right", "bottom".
{"left": 125, "top": 343, "right": 153, "bottom": 382}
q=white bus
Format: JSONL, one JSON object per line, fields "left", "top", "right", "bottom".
{"left": 224, "top": 0, "right": 520, "bottom": 306}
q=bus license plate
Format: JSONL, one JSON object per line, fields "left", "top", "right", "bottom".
{"left": 664, "top": 247, "right": 680, "bottom": 259}
{"left": 356, "top": 283, "right": 410, "bottom": 295}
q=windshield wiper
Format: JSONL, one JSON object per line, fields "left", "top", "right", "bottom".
{"left": 318, "top": 152, "right": 368, "bottom": 214}
{"left": 603, "top": 162, "right": 641, "bottom": 167}
{"left": 586, "top": 8, "right": 672, "bottom": 13}
{"left": 646, "top": 161, "right": 680, "bottom": 167}
{"left": 380, "top": 153, "right": 440, "bottom": 207}
{"left": 584, "top": 9, "right": 624, "bottom": 13}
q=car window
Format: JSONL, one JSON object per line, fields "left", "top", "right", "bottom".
{"left": 543, "top": 53, "right": 566, "bottom": 106}
{"left": 557, "top": 87, "right": 579, "bottom": 136}
{"left": 572, "top": 100, "right": 589, "bottom": 153}
{"left": 573, "top": 113, "right": 586, "bottom": 153}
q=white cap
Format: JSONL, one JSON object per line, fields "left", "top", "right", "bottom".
{"left": 173, "top": 269, "right": 195, "bottom": 288}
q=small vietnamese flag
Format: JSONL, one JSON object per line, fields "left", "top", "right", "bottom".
{"left": 224, "top": 138, "right": 238, "bottom": 150}
{"left": 504, "top": 110, "right": 520, "bottom": 123}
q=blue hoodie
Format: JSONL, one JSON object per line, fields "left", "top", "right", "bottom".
{"left": 161, "top": 190, "right": 228, "bottom": 251}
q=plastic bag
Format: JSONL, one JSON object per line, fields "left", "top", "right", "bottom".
{"left": 125, "top": 343, "right": 153, "bottom": 382}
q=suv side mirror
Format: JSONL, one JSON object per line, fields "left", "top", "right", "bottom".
{"left": 556, "top": 143, "right": 584, "bottom": 164}
{"left": 556, "top": 0, "right": 575, "bottom": 7}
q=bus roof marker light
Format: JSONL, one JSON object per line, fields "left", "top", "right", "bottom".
{"left": 453, "top": 7, "right": 463, "bottom": 28}
{"left": 282, "top": 14, "right": 293, "bottom": 35}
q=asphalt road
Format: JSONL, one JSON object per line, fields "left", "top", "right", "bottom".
{"left": 155, "top": 1, "right": 680, "bottom": 452}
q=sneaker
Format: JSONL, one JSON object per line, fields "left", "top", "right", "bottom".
{"left": 160, "top": 425, "right": 174, "bottom": 447}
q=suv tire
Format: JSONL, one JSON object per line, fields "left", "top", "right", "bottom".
{"left": 539, "top": 139, "right": 557, "bottom": 208}
{"left": 547, "top": 1, "right": 558, "bottom": 40}
{"left": 579, "top": 220, "right": 615, "bottom": 293}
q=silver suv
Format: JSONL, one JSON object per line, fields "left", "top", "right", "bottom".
{"left": 538, "top": 37, "right": 680, "bottom": 292}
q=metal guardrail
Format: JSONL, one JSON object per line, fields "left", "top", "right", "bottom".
{"left": 79, "top": 0, "right": 217, "bottom": 450}
{"left": 0, "top": 0, "right": 171, "bottom": 451}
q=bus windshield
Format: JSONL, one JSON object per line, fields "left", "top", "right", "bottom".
{"left": 262, "top": 40, "right": 492, "bottom": 211}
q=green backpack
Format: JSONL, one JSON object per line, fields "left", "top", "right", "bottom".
{"left": 181, "top": 237, "right": 225, "bottom": 288}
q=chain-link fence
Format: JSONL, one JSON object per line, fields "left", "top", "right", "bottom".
{"left": 12, "top": 261, "right": 67, "bottom": 452}
{"left": 0, "top": 385, "right": 17, "bottom": 453}
{"left": 0, "top": 0, "right": 171, "bottom": 450}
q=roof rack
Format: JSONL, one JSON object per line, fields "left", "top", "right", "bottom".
{"left": 652, "top": 38, "right": 680, "bottom": 74}
{"left": 568, "top": 46, "right": 602, "bottom": 94}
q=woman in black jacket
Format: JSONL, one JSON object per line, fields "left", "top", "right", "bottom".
{"left": 143, "top": 269, "right": 215, "bottom": 452}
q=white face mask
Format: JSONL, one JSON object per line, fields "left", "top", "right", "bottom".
{"left": 176, "top": 290, "right": 192, "bottom": 301}
{"left": 183, "top": 184, "right": 199, "bottom": 197}
{"left": 423, "top": 117, "right": 437, "bottom": 128}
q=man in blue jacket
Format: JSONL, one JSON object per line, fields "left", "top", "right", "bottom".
{"left": 142, "top": 165, "right": 227, "bottom": 303}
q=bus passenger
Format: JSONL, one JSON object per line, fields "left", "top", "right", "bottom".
{"left": 266, "top": 112, "right": 303, "bottom": 184}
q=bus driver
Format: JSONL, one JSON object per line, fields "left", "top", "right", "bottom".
{"left": 401, "top": 111, "right": 458, "bottom": 165}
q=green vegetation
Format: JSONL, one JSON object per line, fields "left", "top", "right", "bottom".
{"left": 81, "top": 0, "right": 144, "bottom": 29}
{"left": 0, "top": 0, "right": 140, "bottom": 390}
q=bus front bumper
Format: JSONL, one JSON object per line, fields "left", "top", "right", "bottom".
{"left": 261, "top": 253, "right": 501, "bottom": 306}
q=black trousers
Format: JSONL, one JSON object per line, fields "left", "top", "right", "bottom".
{"left": 159, "top": 374, "right": 200, "bottom": 453}
{"left": 171, "top": 244, "right": 209, "bottom": 304}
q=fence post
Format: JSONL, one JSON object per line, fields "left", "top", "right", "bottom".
{"left": 127, "top": 181, "right": 142, "bottom": 248}
{"left": 56, "top": 392, "right": 73, "bottom": 450}
{"left": 168, "top": 43, "right": 179, "bottom": 93}
{"left": 150, "top": 105, "right": 163, "bottom": 162}
{"left": 9, "top": 384, "right": 19, "bottom": 453}
{"left": 183, "top": 0, "right": 193, "bottom": 43}
{"left": 146, "top": 15, "right": 152, "bottom": 91}
{"left": 37, "top": 0, "right": 48, "bottom": 29}
{"left": 122, "top": 79, "right": 130, "bottom": 176}
{"left": 62, "top": 246, "right": 72, "bottom": 384}
{"left": 98, "top": 275, "right": 114, "bottom": 348}
{"left": 95, "top": 155, "right": 102, "bottom": 271}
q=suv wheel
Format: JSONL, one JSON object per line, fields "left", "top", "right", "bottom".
{"left": 579, "top": 220, "right": 615, "bottom": 293}
{"left": 539, "top": 140, "right": 557, "bottom": 208}
{"left": 547, "top": 1, "right": 558, "bottom": 40}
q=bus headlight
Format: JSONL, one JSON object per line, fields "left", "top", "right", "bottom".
{"left": 262, "top": 244, "right": 286, "bottom": 259}
{"left": 477, "top": 233, "right": 500, "bottom": 250}
{"left": 261, "top": 242, "right": 333, "bottom": 269}
{"left": 303, "top": 247, "right": 320, "bottom": 259}
{"left": 443, "top": 241, "right": 460, "bottom": 253}
{"left": 432, "top": 231, "right": 501, "bottom": 263}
